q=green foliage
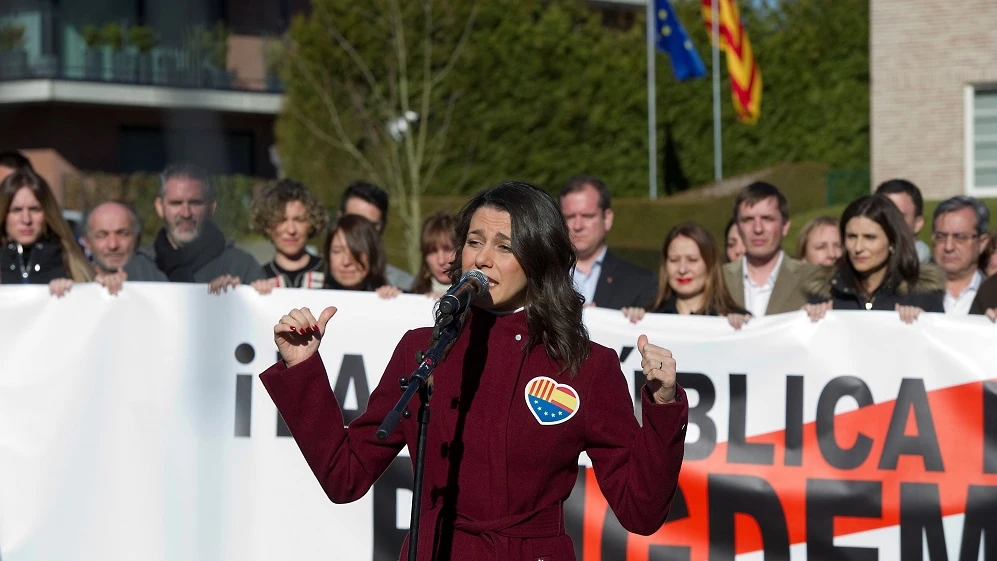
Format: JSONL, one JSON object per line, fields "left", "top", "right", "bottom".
{"left": 261, "top": 36, "right": 285, "bottom": 76}
{"left": 278, "top": 0, "right": 870, "bottom": 201}
{"left": 81, "top": 24, "right": 101, "bottom": 49}
{"left": 0, "top": 23, "right": 26, "bottom": 51}
{"left": 100, "top": 22, "right": 124, "bottom": 52}
{"left": 209, "top": 22, "right": 229, "bottom": 69}
{"left": 183, "top": 25, "right": 214, "bottom": 67}
{"left": 127, "top": 25, "right": 158, "bottom": 54}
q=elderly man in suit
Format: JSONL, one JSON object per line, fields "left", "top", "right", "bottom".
{"left": 723, "top": 182, "right": 812, "bottom": 317}
{"left": 559, "top": 175, "right": 657, "bottom": 310}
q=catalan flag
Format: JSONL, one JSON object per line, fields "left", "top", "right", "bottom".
{"left": 655, "top": 0, "right": 706, "bottom": 81}
{"left": 702, "top": 0, "right": 762, "bottom": 124}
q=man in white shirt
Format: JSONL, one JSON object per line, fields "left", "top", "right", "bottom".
{"left": 931, "top": 196, "right": 991, "bottom": 315}
{"left": 723, "top": 182, "right": 812, "bottom": 317}
{"left": 558, "top": 175, "right": 656, "bottom": 309}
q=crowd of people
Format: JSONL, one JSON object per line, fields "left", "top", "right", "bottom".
{"left": 1, "top": 149, "right": 996, "bottom": 322}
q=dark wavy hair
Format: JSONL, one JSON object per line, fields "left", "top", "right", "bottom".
{"left": 838, "top": 194, "right": 920, "bottom": 295}
{"left": 321, "top": 214, "right": 386, "bottom": 290}
{"left": 249, "top": 178, "right": 328, "bottom": 239}
{"left": 449, "top": 181, "right": 589, "bottom": 375}
{"left": 651, "top": 222, "right": 741, "bottom": 315}
{"left": 411, "top": 211, "right": 457, "bottom": 295}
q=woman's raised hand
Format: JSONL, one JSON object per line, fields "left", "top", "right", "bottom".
{"left": 274, "top": 306, "right": 338, "bottom": 368}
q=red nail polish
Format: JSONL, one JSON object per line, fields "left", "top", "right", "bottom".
{"left": 290, "top": 326, "right": 296, "bottom": 332}
{"left": 312, "top": 325, "right": 319, "bottom": 332}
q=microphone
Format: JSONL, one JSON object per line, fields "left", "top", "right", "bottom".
{"left": 438, "top": 269, "right": 489, "bottom": 316}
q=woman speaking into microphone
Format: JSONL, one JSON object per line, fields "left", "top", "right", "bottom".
{"left": 260, "top": 181, "right": 688, "bottom": 560}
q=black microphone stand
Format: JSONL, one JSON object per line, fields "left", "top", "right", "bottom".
{"left": 376, "top": 309, "right": 465, "bottom": 561}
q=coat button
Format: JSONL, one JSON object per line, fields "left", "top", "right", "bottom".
{"left": 34, "top": 264, "right": 40, "bottom": 272}
{"left": 515, "top": 334, "right": 522, "bottom": 341}
{"left": 21, "top": 272, "right": 28, "bottom": 279}
{"left": 36, "top": 243, "right": 43, "bottom": 249}
{"left": 8, "top": 264, "right": 13, "bottom": 271}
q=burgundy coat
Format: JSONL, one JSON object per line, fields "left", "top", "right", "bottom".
{"left": 260, "top": 309, "right": 688, "bottom": 560}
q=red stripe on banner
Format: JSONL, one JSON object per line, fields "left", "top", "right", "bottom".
{"left": 579, "top": 379, "right": 997, "bottom": 560}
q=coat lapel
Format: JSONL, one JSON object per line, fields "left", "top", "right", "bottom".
{"left": 724, "top": 261, "right": 746, "bottom": 308}
{"left": 766, "top": 256, "right": 800, "bottom": 315}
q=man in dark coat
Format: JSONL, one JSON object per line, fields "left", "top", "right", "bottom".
{"left": 146, "top": 163, "right": 263, "bottom": 293}
{"left": 82, "top": 201, "right": 167, "bottom": 294}
{"left": 558, "top": 175, "right": 656, "bottom": 310}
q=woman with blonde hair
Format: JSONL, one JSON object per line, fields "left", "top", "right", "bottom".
{"left": 623, "top": 222, "right": 748, "bottom": 327}
{"left": 0, "top": 169, "right": 93, "bottom": 296}
{"left": 796, "top": 215, "right": 842, "bottom": 267}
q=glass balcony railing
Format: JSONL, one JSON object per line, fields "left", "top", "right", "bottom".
{"left": 0, "top": 7, "right": 284, "bottom": 93}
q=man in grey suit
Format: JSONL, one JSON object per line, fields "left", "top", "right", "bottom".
{"left": 559, "top": 175, "right": 657, "bottom": 310}
{"left": 723, "top": 182, "right": 812, "bottom": 317}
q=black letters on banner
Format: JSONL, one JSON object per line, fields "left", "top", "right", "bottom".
{"left": 372, "top": 457, "right": 414, "bottom": 561}
{"left": 785, "top": 375, "right": 804, "bottom": 467}
{"left": 879, "top": 378, "right": 944, "bottom": 472}
{"left": 707, "top": 474, "right": 790, "bottom": 561}
{"left": 334, "top": 354, "right": 372, "bottom": 424}
{"left": 727, "top": 374, "right": 775, "bottom": 465}
{"left": 816, "top": 376, "right": 875, "bottom": 470}
{"left": 959, "top": 485, "right": 997, "bottom": 561}
{"left": 900, "top": 482, "right": 948, "bottom": 561}
{"left": 984, "top": 381, "right": 997, "bottom": 475}
{"left": 275, "top": 351, "right": 292, "bottom": 436}
{"left": 679, "top": 372, "right": 717, "bottom": 461}
{"left": 234, "top": 374, "right": 252, "bottom": 437}
{"left": 806, "top": 479, "right": 881, "bottom": 561}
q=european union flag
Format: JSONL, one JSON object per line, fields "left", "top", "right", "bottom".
{"left": 655, "top": 0, "right": 706, "bottom": 81}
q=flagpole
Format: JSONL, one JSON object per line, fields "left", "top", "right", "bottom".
{"left": 646, "top": 0, "right": 658, "bottom": 200}
{"left": 711, "top": 0, "right": 722, "bottom": 181}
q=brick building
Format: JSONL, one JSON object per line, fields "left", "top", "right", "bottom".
{"left": 871, "top": 0, "right": 997, "bottom": 199}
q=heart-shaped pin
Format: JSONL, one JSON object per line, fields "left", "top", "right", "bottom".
{"left": 524, "top": 376, "right": 579, "bottom": 426}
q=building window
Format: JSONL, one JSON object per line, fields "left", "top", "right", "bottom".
{"left": 968, "top": 86, "right": 997, "bottom": 195}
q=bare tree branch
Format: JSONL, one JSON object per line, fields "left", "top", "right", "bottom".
{"left": 414, "top": 0, "right": 433, "bottom": 171}
{"left": 423, "top": 93, "right": 459, "bottom": 192}
{"left": 287, "top": 45, "right": 383, "bottom": 183}
{"left": 431, "top": 2, "right": 478, "bottom": 88}
{"left": 316, "top": 8, "right": 390, "bottom": 109}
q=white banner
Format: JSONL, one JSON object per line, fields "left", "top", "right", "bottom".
{"left": 0, "top": 283, "right": 995, "bottom": 561}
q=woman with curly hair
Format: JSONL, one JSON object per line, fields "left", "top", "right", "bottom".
{"left": 1, "top": 169, "right": 93, "bottom": 296}
{"left": 248, "top": 179, "right": 329, "bottom": 292}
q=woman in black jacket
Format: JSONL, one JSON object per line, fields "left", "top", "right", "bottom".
{"left": 804, "top": 194, "right": 945, "bottom": 324}
{"left": 623, "top": 222, "right": 749, "bottom": 328}
{"left": 1, "top": 169, "right": 93, "bottom": 296}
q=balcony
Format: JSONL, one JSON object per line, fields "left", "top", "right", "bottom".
{"left": 0, "top": 5, "right": 285, "bottom": 114}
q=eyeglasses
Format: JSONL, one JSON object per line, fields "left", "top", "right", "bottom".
{"left": 931, "top": 231, "right": 979, "bottom": 244}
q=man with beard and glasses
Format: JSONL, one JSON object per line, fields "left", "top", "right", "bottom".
{"left": 148, "top": 163, "right": 263, "bottom": 293}
{"left": 82, "top": 201, "right": 166, "bottom": 294}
